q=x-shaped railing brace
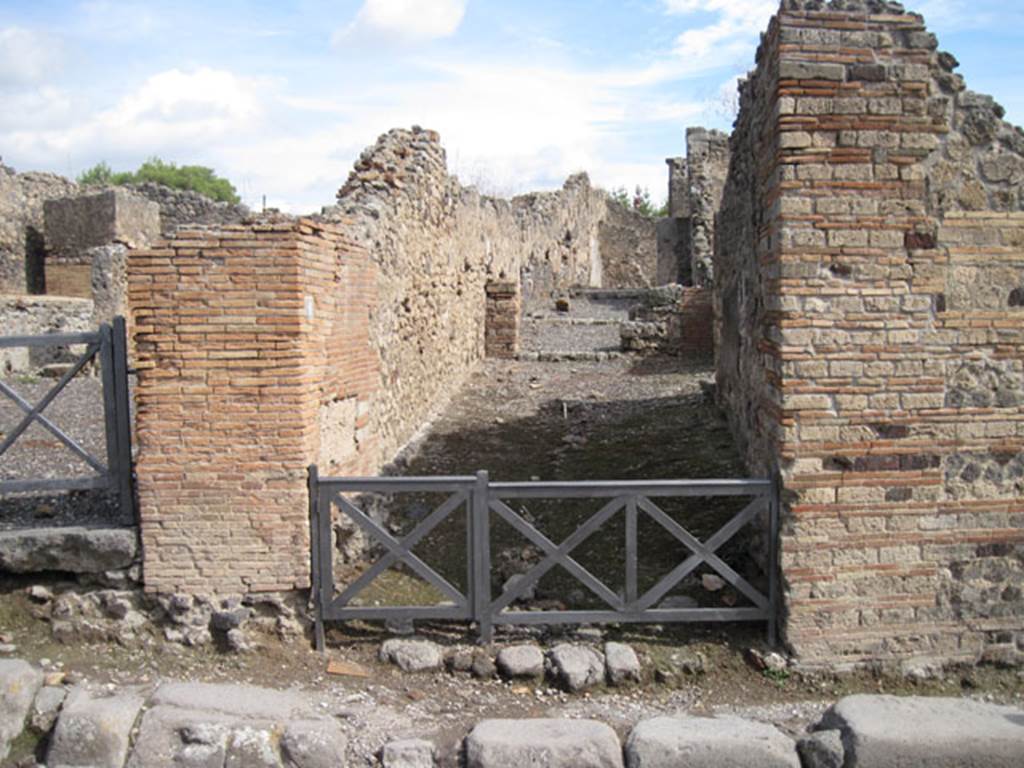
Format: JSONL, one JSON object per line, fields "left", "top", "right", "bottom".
{"left": 328, "top": 491, "right": 469, "bottom": 611}
{"left": 0, "top": 343, "right": 106, "bottom": 473}
{"left": 491, "top": 494, "right": 768, "bottom": 614}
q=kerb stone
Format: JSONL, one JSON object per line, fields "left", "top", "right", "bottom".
{"left": 625, "top": 715, "right": 799, "bottom": 768}
{"left": 465, "top": 719, "right": 623, "bottom": 768}
{"left": 819, "top": 694, "right": 1024, "bottom": 767}
{"left": 0, "top": 659, "right": 43, "bottom": 762}
{"left": 48, "top": 685, "right": 146, "bottom": 768}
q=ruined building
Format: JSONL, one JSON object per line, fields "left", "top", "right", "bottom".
{"left": 2, "top": 0, "right": 1022, "bottom": 669}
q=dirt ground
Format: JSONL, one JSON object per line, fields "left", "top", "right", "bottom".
{"left": 2, "top": 300, "right": 1023, "bottom": 765}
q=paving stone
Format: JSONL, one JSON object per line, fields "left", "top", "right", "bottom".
{"left": 604, "top": 642, "right": 641, "bottom": 686}
{"left": 48, "top": 685, "right": 146, "bottom": 768}
{"left": 382, "top": 738, "right": 435, "bottom": 767}
{"left": 465, "top": 719, "right": 623, "bottom": 768}
{"left": 496, "top": 645, "right": 545, "bottom": 678}
{"left": 819, "top": 694, "right": 1024, "bottom": 767}
{"left": 0, "top": 659, "right": 44, "bottom": 762}
{"left": 30, "top": 685, "right": 67, "bottom": 733}
{"left": 797, "top": 729, "right": 844, "bottom": 768}
{"left": 280, "top": 720, "right": 348, "bottom": 768}
{"left": 225, "top": 726, "right": 281, "bottom": 767}
{"left": 625, "top": 715, "right": 799, "bottom": 768}
{"left": 149, "top": 681, "right": 313, "bottom": 720}
{"left": 380, "top": 638, "right": 444, "bottom": 672}
{"left": 546, "top": 644, "right": 605, "bottom": 692}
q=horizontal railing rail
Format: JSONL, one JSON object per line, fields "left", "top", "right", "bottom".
{"left": 0, "top": 318, "right": 135, "bottom": 523}
{"left": 310, "top": 467, "right": 779, "bottom": 650}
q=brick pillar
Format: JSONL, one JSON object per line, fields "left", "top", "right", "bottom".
{"left": 484, "top": 280, "right": 520, "bottom": 359}
{"left": 129, "top": 218, "right": 380, "bottom": 595}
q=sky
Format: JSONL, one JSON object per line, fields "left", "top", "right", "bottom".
{"left": 1, "top": 0, "right": 1022, "bottom": 213}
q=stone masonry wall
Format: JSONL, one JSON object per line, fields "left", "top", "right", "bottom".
{"left": 127, "top": 182, "right": 250, "bottom": 236}
{"left": 129, "top": 219, "right": 378, "bottom": 594}
{"left": 716, "top": 0, "right": 1024, "bottom": 668}
{"left": 687, "top": 128, "right": 731, "bottom": 286}
{"left": 0, "top": 162, "right": 78, "bottom": 294}
{"left": 0, "top": 295, "right": 93, "bottom": 373}
{"left": 326, "top": 127, "right": 619, "bottom": 464}
{"left": 599, "top": 200, "right": 659, "bottom": 288}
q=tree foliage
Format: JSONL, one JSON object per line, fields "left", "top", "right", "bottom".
{"left": 77, "top": 157, "right": 241, "bottom": 204}
{"left": 610, "top": 185, "right": 668, "bottom": 218}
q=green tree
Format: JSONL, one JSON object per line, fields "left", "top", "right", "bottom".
{"left": 610, "top": 185, "right": 669, "bottom": 218}
{"left": 77, "top": 157, "right": 241, "bottom": 204}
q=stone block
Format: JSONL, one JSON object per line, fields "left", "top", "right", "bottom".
{"left": 779, "top": 61, "right": 846, "bottom": 81}
{"left": 625, "top": 715, "right": 799, "bottom": 767}
{"left": 818, "top": 695, "right": 1024, "bottom": 767}
{"left": 44, "top": 188, "right": 160, "bottom": 261}
{"left": 465, "top": 719, "right": 623, "bottom": 768}
{"left": 0, "top": 660, "right": 43, "bottom": 762}
{"left": 48, "top": 685, "right": 146, "bottom": 768}
{"left": 0, "top": 527, "right": 139, "bottom": 574}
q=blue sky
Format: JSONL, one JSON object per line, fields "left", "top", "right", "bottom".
{"left": 1, "top": 0, "right": 1021, "bottom": 212}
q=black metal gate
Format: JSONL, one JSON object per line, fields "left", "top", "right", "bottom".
{"left": 0, "top": 317, "right": 134, "bottom": 520}
{"left": 309, "top": 467, "right": 778, "bottom": 648}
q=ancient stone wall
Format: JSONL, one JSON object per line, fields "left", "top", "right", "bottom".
{"left": 126, "top": 182, "right": 250, "bottom": 236}
{"left": 687, "top": 128, "right": 731, "bottom": 286}
{"left": 620, "top": 286, "right": 713, "bottom": 356}
{"left": 326, "top": 127, "right": 619, "bottom": 463}
{"left": 0, "top": 295, "right": 93, "bottom": 373}
{"left": 130, "top": 219, "right": 379, "bottom": 594}
{"left": 716, "top": 0, "right": 1024, "bottom": 668}
{"left": 598, "top": 200, "right": 658, "bottom": 288}
{"left": 0, "top": 163, "right": 78, "bottom": 294}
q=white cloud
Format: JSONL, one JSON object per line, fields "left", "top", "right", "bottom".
{"left": 333, "top": 0, "right": 467, "bottom": 46}
{"left": 0, "top": 27, "right": 60, "bottom": 86}
{"left": 661, "top": 1, "right": 777, "bottom": 63}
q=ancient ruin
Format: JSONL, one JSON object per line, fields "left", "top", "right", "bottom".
{"left": 2, "top": 3, "right": 1024, "bottom": 762}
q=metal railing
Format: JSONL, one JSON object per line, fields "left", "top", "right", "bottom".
{"left": 309, "top": 467, "right": 778, "bottom": 649}
{"left": 0, "top": 317, "right": 134, "bottom": 521}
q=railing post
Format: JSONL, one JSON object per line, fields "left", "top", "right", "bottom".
{"left": 308, "top": 464, "right": 326, "bottom": 652}
{"left": 472, "top": 470, "right": 492, "bottom": 644}
{"left": 625, "top": 495, "right": 638, "bottom": 608}
{"left": 767, "top": 471, "right": 781, "bottom": 648}
{"left": 111, "top": 316, "right": 135, "bottom": 523}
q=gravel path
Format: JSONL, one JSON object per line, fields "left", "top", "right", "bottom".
{"left": 0, "top": 373, "right": 134, "bottom": 530}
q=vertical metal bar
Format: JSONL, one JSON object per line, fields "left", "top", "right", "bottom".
{"left": 473, "top": 470, "right": 492, "bottom": 644}
{"left": 98, "top": 324, "right": 119, "bottom": 492}
{"left": 767, "top": 473, "right": 781, "bottom": 648}
{"left": 111, "top": 317, "right": 135, "bottom": 523}
{"left": 317, "top": 476, "right": 333, "bottom": 653}
{"left": 466, "top": 484, "right": 476, "bottom": 624}
{"left": 625, "top": 495, "right": 638, "bottom": 608}
{"left": 308, "top": 465, "right": 325, "bottom": 652}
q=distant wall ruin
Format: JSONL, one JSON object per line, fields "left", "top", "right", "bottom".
{"left": 716, "top": 0, "right": 1024, "bottom": 668}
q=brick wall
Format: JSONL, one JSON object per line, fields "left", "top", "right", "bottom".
{"left": 130, "top": 219, "right": 379, "bottom": 594}
{"left": 484, "top": 280, "right": 521, "bottom": 359}
{"left": 716, "top": 0, "right": 1024, "bottom": 668}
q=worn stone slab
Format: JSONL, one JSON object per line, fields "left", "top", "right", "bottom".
{"left": 48, "top": 685, "right": 146, "bottom": 768}
{"left": 149, "top": 681, "right": 314, "bottom": 720}
{"left": 0, "top": 527, "right": 138, "bottom": 574}
{"left": 280, "top": 720, "right": 349, "bottom": 768}
{"left": 0, "top": 659, "right": 43, "bottom": 762}
{"left": 625, "top": 715, "right": 799, "bottom": 768}
{"left": 465, "top": 719, "right": 623, "bottom": 768}
{"left": 382, "top": 738, "right": 435, "bottom": 767}
{"left": 819, "top": 694, "right": 1024, "bottom": 767}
